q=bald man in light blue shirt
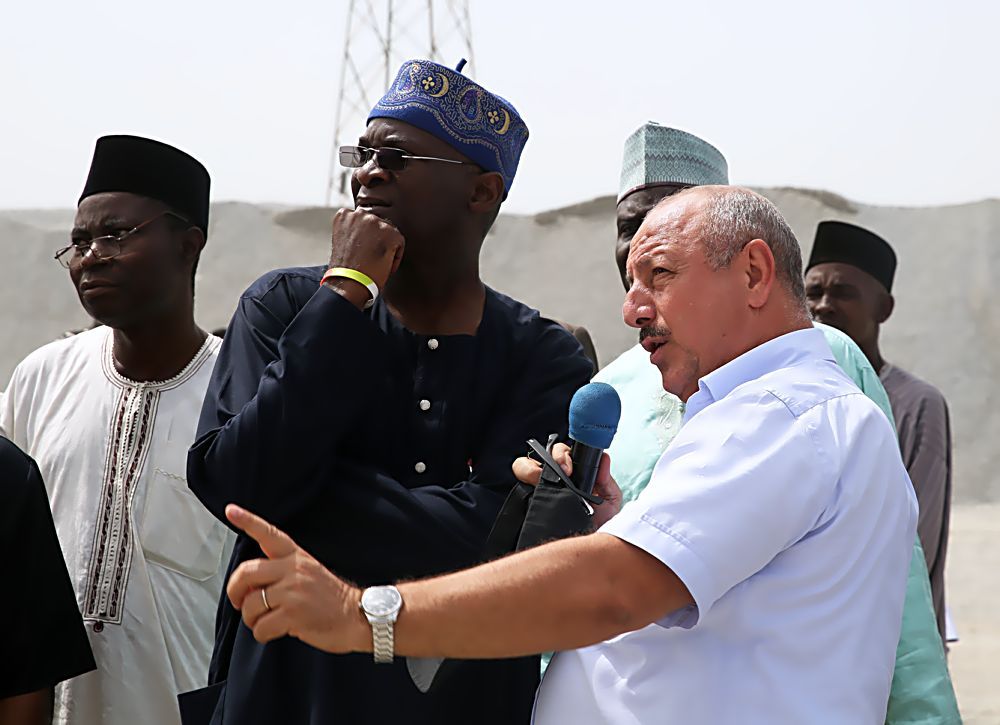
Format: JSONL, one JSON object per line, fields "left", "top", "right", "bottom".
{"left": 539, "top": 324, "right": 917, "bottom": 723}
{"left": 591, "top": 123, "right": 959, "bottom": 724}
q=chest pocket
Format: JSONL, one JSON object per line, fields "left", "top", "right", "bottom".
{"left": 140, "top": 464, "right": 227, "bottom": 581}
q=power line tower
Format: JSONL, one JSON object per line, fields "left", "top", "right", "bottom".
{"left": 325, "top": 0, "right": 475, "bottom": 207}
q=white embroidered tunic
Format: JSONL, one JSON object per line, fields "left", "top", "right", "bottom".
{"left": 1, "top": 327, "right": 233, "bottom": 725}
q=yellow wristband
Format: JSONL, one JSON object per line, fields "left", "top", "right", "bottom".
{"left": 322, "top": 267, "right": 379, "bottom": 309}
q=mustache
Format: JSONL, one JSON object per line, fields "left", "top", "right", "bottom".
{"left": 639, "top": 325, "right": 671, "bottom": 344}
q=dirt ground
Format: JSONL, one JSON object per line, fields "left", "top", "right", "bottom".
{"left": 947, "top": 503, "right": 1000, "bottom": 723}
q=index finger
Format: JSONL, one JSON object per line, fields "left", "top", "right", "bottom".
{"left": 226, "top": 504, "right": 298, "bottom": 559}
{"left": 551, "top": 443, "right": 573, "bottom": 477}
{"left": 355, "top": 207, "right": 400, "bottom": 233}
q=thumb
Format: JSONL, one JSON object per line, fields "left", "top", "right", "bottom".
{"left": 598, "top": 452, "right": 612, "bottom": 481}
{"left": 594, "top": 453, "right": 617, "bottom": 500}
{"left": 226, "top": 504, "right": 298, "bottom": 559}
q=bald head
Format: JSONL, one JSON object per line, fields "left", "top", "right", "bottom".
{"left": 644, "top": 186, "right": 806, "bottom": 302}
{"left": 623, "top": 186, "right": 811, "bottom": 401}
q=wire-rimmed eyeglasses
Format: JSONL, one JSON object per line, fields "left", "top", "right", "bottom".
{"left": 54, "top": 211, "right": 190, "bottom": 269}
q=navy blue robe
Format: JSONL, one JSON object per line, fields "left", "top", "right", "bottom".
{"left": 0, "top": 437, "right": 96, "bottom": 698}
{"left": 182, "top": 266, "right": 592, "bottom": 724}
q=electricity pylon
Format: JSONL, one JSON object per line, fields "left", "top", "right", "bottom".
{"left": 325, "top": 0, "right": 475, "bottom": 206}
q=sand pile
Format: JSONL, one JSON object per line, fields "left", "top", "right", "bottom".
{"left": 2, "top": 188, "right": 997, "bottom": 501}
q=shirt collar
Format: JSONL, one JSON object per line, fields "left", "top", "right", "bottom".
{"left": 682, "top": 327, "right": 834, "bottom": 423}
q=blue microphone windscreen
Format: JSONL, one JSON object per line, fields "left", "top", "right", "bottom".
{"left": 568, "top": 382, "right": 622, "bottom": 449}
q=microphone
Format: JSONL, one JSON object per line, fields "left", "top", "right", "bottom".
{"left": 484, "top": 382, "right": 623, "bottom": 558}
{"left": 566, "top": 382, "right": 622, "bottom": 496}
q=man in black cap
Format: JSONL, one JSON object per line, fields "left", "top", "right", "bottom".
{"left": 183, "top": 59, "right": 591, "bottom": 724}
{"left": 805, "top": 220, "right": 952, "bottom": 640}
{"left": 0, "top": 135, "right": 233, "bottom": 725}
{"left": 0, "top": 437, "right": 95, "bottom": 725}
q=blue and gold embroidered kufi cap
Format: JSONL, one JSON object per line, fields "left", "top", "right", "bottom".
{"left": 368, "top": 59, "right": 528, "bottom": 195}
{"left": 618, "top": 122, "right": 728, "bottom": 202}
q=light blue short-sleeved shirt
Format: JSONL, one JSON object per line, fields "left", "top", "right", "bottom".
{"left": 593, "top": 322, "right": 894, "bottom": 505}
{"left": 587, "top": 322, "right": 958, "bottom": 723}
{"left": 534, "top": 328, "right": 918, "bottom": 724}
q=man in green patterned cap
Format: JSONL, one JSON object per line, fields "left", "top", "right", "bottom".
{"left": 596, "top": 123, "right": 729, "bottom": 499}
{"left": 591, "top": 122, "right": 959, "bottom": 724}
{"left": 613, "top": 123, "right": 730, "bottom": 288}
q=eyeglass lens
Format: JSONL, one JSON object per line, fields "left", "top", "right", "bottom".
{"left": 58, "top": 236, "right": 122, "bottom": 268}
{"left": 339, "top": 146, "right": 406, "bottom": 171}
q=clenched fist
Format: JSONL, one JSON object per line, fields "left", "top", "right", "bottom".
{"left": 325, "top": 209, "right": 405, "bottom": 309}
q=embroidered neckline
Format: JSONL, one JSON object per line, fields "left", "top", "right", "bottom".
{"left": 101, "top": 330, "right": 220, "bottom": 391}
{"left": 83, "top": 330, "right": 219, "bottom": 625}
{"left": 83, "top": 384, "right": 157, "bottom": 624}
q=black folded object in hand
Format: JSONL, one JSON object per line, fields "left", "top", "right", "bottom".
{"left": 408, "top": 435, "right": 597, "bottom": 694}
{"left": 484, "top": 436, "right": 599, "bottom": 556}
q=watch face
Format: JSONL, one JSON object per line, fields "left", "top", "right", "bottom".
{"left": 362, "top": 586, "right": 402, "bottom": 617}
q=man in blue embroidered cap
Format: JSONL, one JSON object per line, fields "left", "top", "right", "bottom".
{"left": 181, "top": 60, "right": 591, "bottom": 724}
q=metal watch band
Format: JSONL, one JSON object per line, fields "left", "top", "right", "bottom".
{"left": 373, "top": 619, "right": 394, "bottom": 664}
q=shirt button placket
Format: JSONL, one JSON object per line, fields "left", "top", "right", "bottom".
{"left": 417, "top": 338, "right": 437, "bottom": 476}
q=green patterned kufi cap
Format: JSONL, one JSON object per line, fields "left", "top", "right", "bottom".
{"left": 618, "top": 122, "right": 728, "bottom": 202}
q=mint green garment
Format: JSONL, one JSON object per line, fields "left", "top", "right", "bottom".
{"left": 593, "top": 342, "right": 682, "bottom": 505}
{"left": 574, "top": 322, "right": 960, "bottom": 724}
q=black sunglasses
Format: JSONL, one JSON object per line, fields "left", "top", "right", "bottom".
{"left": 339, "top": 145, "right": 477, "bottom": 172}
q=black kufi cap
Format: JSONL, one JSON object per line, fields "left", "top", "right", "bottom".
{"left": 807, "top": 221, "right": 897, "bottom": 292}
{"left": 79, "top": 135, "right": 210, "bottom": 234}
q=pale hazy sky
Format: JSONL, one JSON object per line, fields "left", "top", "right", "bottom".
{"left": 2, "top": 0, "right": 997, "bottom": 214}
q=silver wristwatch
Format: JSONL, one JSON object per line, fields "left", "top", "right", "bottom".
{"left": 360, "top": 585, "right": 403, "bottom": 664}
